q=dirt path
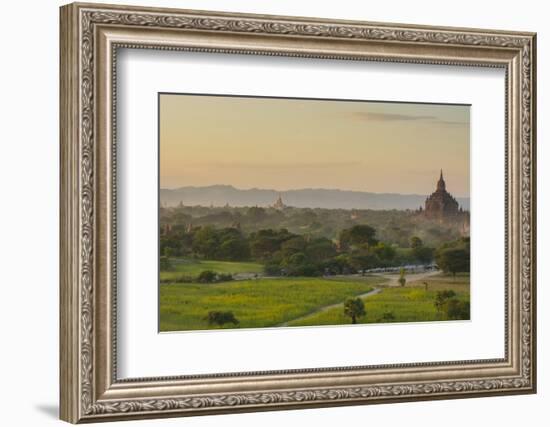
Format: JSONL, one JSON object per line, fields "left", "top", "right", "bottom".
{"left": 277, "top": 287, "right": 382, "bottom": 327}
{"left": 277, "top": 270, "right": 441, "bottom": 326}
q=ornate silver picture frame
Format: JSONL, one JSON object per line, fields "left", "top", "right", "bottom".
{"left": 60, "top": 2, "right": 536, "bottom": 423}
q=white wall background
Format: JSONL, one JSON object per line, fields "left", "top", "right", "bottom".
{"left": 0, "top": 0, "right": 545, "bottom": 426}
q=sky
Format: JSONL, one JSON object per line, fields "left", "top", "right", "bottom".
{"left": 160, "top": 94, "right": 470, "bottom": 197}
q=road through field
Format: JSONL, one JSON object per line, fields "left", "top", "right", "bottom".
{"left": 277, "top": 287, "right": 382, "bottom": 327}
{"left": 277, "top": 270, "right": 441, "bottom": 327}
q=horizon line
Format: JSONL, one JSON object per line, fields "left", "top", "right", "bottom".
{"left": 159, "top": 183, "right": 471, "bottom": 199}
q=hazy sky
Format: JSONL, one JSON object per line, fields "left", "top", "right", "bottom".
{"left": 160, "top": 94, "right": 470, "bottom": 197}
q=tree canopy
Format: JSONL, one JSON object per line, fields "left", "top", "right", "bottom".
{"left": 339, "top": 224, "right": 378, "bottom": 250}
{"left": 436, "top": 237, "right": 470, "bottom": 275}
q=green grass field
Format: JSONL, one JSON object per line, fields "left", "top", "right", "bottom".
{"left": 158, "top": 257, "right": 470, "bottom": 332}
{"left": 160, "top": 276, "right": 386, "bottom": 331}
{"left": 160, "top": 258, "right": 264, "bottom": 282}
{"left": 287, "top": 273, "right": 470, "bottom": 327}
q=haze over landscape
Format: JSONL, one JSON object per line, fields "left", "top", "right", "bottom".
{"left": 160, "top": 94, "right": 470, "bottom": 200}
{"left": 160, "top": 185, "right": 470, "bottom": 211}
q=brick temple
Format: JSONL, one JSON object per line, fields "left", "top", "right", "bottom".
{"left": 419, "top": 170, "right": 468, "bottom": 226}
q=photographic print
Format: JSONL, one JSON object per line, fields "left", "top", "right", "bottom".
{"left": 159, "top": 93, "right": 471, "bottom": 332}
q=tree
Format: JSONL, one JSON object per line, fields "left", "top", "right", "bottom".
{"left": 249, "top": 229, "right": 294, "bottom": 260}
{"left": 398, "top": 268, "right": 406, "bottom": 287}
{"left": 305, "top": 238, "right": 337, "bottom": 263}
{"left": 373, "top": 242, "right": 396, "bottom": 262}
{"left": 409, "top": 236, "right": 434, "bottom": 264}
{"left": 349, "top": 254, "right": 377, "bottom": 275}
{"left": 218, "top": 238, "right": 250, "bottom": 261}
{"left": 282, "top": 252, "right": 319, "bottom": 276}
{"left": 323, "top": 254, "right": 352, "bottom": 275}
{"left": 264, "top": 261, "right": 283, "bottom": 276}
{"left": 205, "top": 311, "right": 239, "bottom": 327}
{"left": 410, "top": 236, "right": 423, "bottom": 249}
{"left": 435, "top": 237, "right": 470, "bottom": 275}
{"left": 339, "top": 225, "right": 378, "bottom": 251}
{"left": 280, "top": 236, "right": 307, "bottom": 257}
{"left": 344, "top": 298, "right": 366, "bottom": 324}
{"left": 436, "top": 248, "right": 469, "bottom": 276}
{"left": 192, "top": 226, "right": 219, "bottom": 259}
{"left": 413, "top": 245, "right": 434, "bottom": 264}
{"left": 284, "top": 252, "right": 307, "bottom": 267}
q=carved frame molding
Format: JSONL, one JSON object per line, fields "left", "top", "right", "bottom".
{"left": 60, "top": 2, "right": 536, "bottom": 423}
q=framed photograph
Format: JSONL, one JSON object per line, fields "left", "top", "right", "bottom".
{"left": 60, "top": 2, "right": 537, "bottom": 423}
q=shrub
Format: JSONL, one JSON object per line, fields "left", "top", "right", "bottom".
{"left": 159, "top": 256, "right": 173, "bottom": 271}
{"left": 398, "top": 268, "right": 406, "bottom": 287}
{"left": 378, "top": 311, "right": 396, "bottom": 323}
{"left": 287, "top": 263, "right": 321, "bottom": 277}
{"left": 445, "top": 299, "right": 470, "bottom": 320}
{"left": 197, "top": 270, "right": 217, "bottom": 283}
{"left": 216, "top": 273, "right": 234, "bottom": 282}
{"left": 264, "top": 262, "right": 282, "bottom": 276}
{"left": 434, "top": 290, "right": 458, "bottom": 316}
{"left": 205, "top": 311, "right": 239, "bottom": 327}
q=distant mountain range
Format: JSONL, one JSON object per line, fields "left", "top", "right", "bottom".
{"left": 160, "top": 185, "right": 470, "bottom": 211}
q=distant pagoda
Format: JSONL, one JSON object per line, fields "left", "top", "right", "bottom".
{"left": 271, "top": 194, "right": 286, "bottom": 210}
{"left": 422, "top": 170, "right": 468, "bottom": 224}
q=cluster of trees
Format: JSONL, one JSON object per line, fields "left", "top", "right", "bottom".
{"left": 255, "top": 229, "right": 337, "bottom": 276}
{"left": 161, "top": 226, "right": 250, "bottom": 261}
{"left": 160, "top": 204, "right": 467, "bottom": 249}
{"left": 258, "top": 225, "right": 409, "bottom": 276}
{"left": 160, "top": 219, "right": 470, "bottom": 278}
{"left": 326, "top": 226, "right": 436, "bottom": 275}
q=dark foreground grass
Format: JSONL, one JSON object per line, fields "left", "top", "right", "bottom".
{"left": 287, "top": 273, "right": 470, "bottom": 327}
{"left": 160, "top": 276, "right": 385, "bottom": 331}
